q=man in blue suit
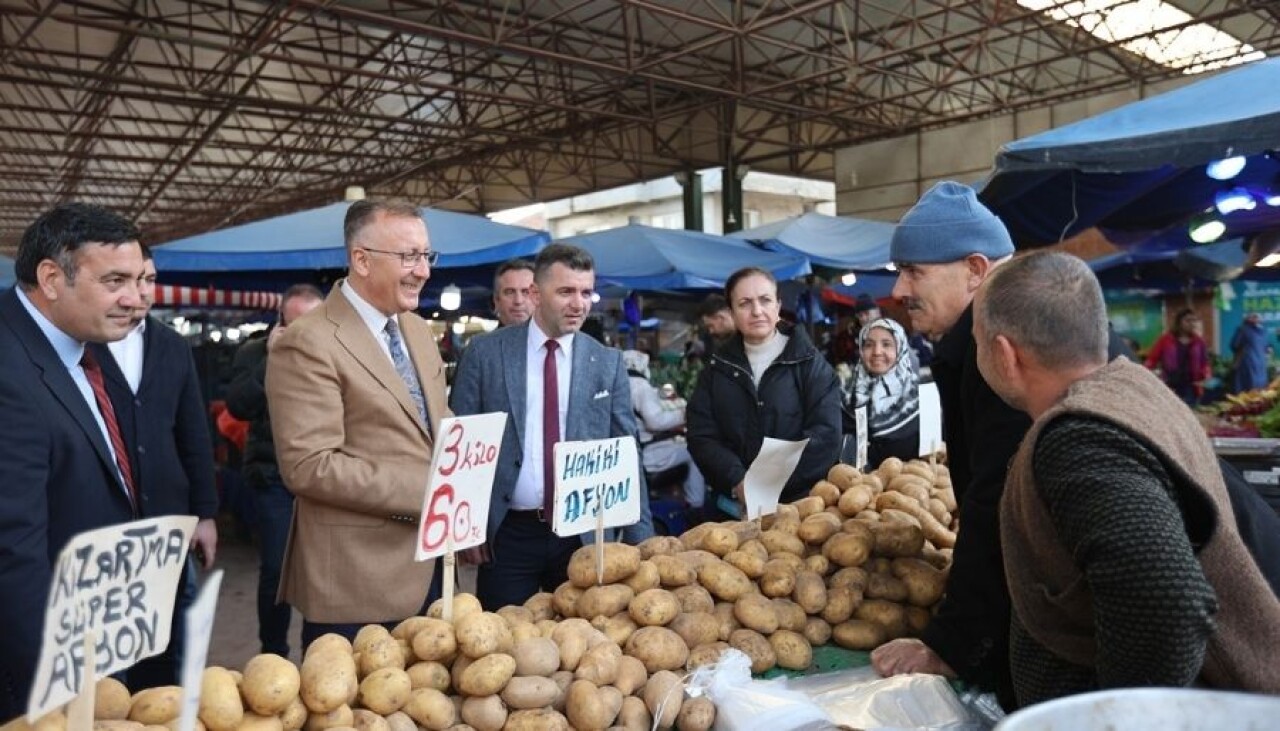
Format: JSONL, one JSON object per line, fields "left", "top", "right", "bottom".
{"left": 0, "top": 203, "right": 146, "bottom": 721}
{"left": 93, "top": 245, "right": 218, "bottom": 688}
{"left": 450, "top": 243, "right": 653, "bottom": 610}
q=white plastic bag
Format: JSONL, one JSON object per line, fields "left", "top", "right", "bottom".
{"left": 686, "top": 649, "right": 833, "bottom": 731}
{"left": 783, "top": 665, "right": 987, "bottom": 731}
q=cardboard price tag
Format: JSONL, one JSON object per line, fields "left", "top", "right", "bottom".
{"left": 28, "top": 516, "right": 198, "bottom": 722}
{"left": 551, "top": 436, "right": 641, "bottom": 537}
{"left": 416, "top": 412, "right": 508, "bottom": 561}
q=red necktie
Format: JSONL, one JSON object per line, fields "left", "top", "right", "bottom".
{"left": 543, "top": 339, "right": 560, "bottom": 519}
{"left": 81, "top": 350, "right": 138, "bottom": 511}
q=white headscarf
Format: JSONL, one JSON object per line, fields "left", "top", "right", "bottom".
{"left": 848, "top": 318, "right": 919, "bottom": 436}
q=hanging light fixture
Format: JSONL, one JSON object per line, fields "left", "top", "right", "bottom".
{"left": 840, "top": 272, "right": 858, "bottom": 286}
{"left": 1189, "top": 213, "right": 1227, "bottom": 244}
{"left": 1206, "top": 156, "right": 1247, "bottom": 181}
{"left": 1214, "top": 187, "right": 1256, "bottom": 215}
{"left": 440, "top": 284, "right": 462, "bottom": 311}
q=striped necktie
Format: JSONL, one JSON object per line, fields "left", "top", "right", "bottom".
{"left": 81, "top": 349, "right": 138, "bottom": 512}
{"left": 385, "top": 318, "right": 430, "bottom": 431}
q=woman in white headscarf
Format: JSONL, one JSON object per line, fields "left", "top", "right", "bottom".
{"left": 847, "top": 317, "right": 920, "bottom": 468}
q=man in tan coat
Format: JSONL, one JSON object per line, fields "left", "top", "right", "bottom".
{"left": 267, "top": 200, "right": 449, "bottom": 646}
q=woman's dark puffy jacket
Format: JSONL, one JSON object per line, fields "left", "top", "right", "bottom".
{"left": 687, "top": 323, "right": 842, "bottom": 503}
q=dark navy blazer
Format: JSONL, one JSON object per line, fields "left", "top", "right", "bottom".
{"left": 90, "top": 316, "right": 218, "bottom": 521}
{"left": 0, "top": 288, "right": 137, "bottom": 717}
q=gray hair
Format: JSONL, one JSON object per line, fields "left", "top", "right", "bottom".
{"left": 978, "top": 251, "right": 1108, "bottom": 369}
{"left": 343, "top": 199, "right": 422, "bottom": 249}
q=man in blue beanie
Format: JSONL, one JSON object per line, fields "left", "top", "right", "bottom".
{"left": 870, "top": 181, "right": 1029, "bottom": 708}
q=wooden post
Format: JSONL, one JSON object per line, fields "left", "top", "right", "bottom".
{"left": 66, "top": 630, "right": 96, "bottom": 730}
{"left": 442, "top": 534, "right": 456, "bottom": 623}
{"left": 595, "top": 505, "right": 606, "bottom": 585}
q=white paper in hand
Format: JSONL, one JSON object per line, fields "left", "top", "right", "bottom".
{"left": 743, "top": 437, "right": 809, "bottom": 519}
{"left": 917, "top": 382, "right": 942, "bottom": 457}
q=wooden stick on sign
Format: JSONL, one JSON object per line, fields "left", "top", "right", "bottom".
{"left": 595, "top": 502, "right": 607, "bottom": 585}
{"left": 442, "top": 533, "right": 456, "bottom": 624}
{"left": 66, "top": 629, "right": 96, "bottom": 730}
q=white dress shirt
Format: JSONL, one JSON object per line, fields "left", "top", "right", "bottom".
{"left": 340, "top": 280, "right": 398, "bottom": 367}
{"left": 107, "top": 318, "right": 146, "bottom": 394}
{"left": 15, "top": 287, "right": 131, "bottom": 496}
{"left": 511, "top": 318, "right": 574, "bottom": 510}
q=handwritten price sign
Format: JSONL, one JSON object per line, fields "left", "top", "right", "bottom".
{"left": 551, "top": 436, "right": 641, "bottom": 538}
{"left": 415, "top": 412, "right": 507, "bottom": 561}
{"left": 28, "top": 516, "right": 197, "bottom": 722}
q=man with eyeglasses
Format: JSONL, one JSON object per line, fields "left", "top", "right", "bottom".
{"left": 266, "top": 199, "right": 451, "bottom": 647}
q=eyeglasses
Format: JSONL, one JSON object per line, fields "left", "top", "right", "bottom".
{"left": 360, "top": 246, "right": 439, "bottom": 268}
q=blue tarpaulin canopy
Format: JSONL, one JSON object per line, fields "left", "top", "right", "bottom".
{"left": 728, "top": 212, "right": 896, "bottom": 270}
{"left": 561, "top": 224, "right": 811, "bottom": 290}
{"left": 982, "top": 57, "right": 1280, "bottom": 249}
{"left": 1087, "top": 238, "right": 1269, "bottom": 291}
{"left": 152, "top": 202, "right": 549, "bottom": 271}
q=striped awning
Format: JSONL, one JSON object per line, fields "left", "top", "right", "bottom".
{"left": 153, "top": 285, "right": 282, "bottom": 311}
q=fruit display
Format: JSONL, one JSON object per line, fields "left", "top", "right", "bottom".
{"left": 1203, "top": 379, "right": 1280, "bottom": 437}
{"left": 17, "top": 457, "right": 956, "bottom": 731}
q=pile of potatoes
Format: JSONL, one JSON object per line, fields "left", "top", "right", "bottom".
{"left": 542, "top": 457, "right": 956, "bottom": 684}
{"left": 20, "top": 457, "right": 955, "bottom": 731}
{"left": 31, "top": 590, "right": 707, "bottom": 731}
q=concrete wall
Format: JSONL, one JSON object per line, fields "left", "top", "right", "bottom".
{"left": 542, "top": 170, "right": 835, "bottom": 238}
{"left": 834, "top": 76, "right": 1195, "bottom": 221}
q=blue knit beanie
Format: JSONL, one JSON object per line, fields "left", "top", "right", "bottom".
{"left": 890, "top": 181, "right": 1014, "bottom": 264}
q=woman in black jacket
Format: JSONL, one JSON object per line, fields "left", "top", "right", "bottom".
{"left": 687, "top": 267, "right": 842, "bottom": 517}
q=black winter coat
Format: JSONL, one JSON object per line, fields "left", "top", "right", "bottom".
{"left": 922, "top": 305, "right": 1029, "bottom": 705}
{"left": 687, "top": 323, "right": 842, "bottom": 504}
{"left": 224, "top": 335, "right": 281, "bottom": 488}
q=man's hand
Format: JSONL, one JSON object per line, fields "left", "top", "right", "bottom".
{"left": 191, "top": 518, "right": 218, "bottom": 569}
{"left": 731, "top": 481, "right": 749, "bottom": 519}
{"left": 871, "top": 638, "right": 956, "bottom": 678}
{"left": 459, "top": 545, "right": 492, "bottom": 566}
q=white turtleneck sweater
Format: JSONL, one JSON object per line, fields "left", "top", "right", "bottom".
{"left": 744, "top": 330, "right": 788, "bottom": 387}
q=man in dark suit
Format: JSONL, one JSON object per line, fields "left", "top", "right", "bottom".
{"left": 93, "top": 245, "right": 219, "bottom": 688}
{"left": 450, "top": 243, "right": 653, "bottom": 611}
{"left": 225, "top": 283, "right": 324, "bottom": 657}
{"left": 0, "top": 203, "right": 146, "bottom": 721}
